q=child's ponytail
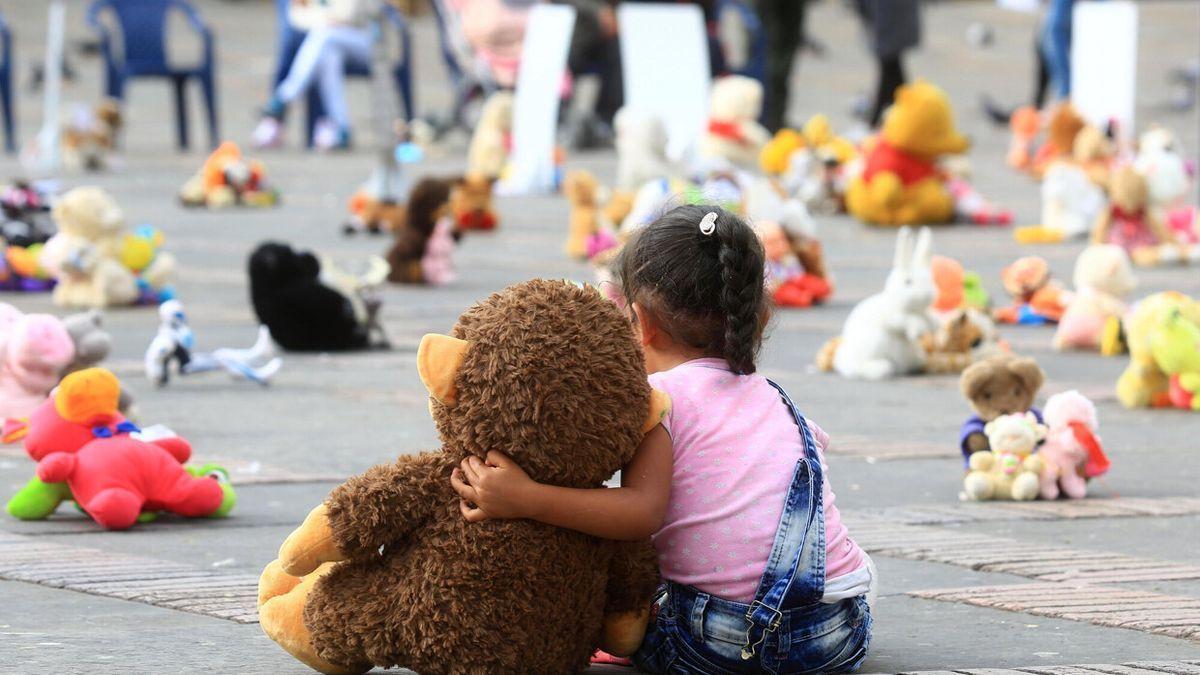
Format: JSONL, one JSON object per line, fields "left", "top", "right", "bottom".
{"left": 618, "top": 205, "right": 768, "bottom": 375}
{"left": 715, "top": 216, "right": 765, "bottom": 375}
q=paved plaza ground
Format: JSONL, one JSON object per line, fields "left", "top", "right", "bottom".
{"left": 1, "top": 1, "right": 1199, "bottom": 673}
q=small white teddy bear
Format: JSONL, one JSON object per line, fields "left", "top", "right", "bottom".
{"left": 963, "top": 412, "right": 1046, "bottom": 501}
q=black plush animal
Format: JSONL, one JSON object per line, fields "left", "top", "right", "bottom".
{"left": 248, "top": 242, "right": 384, "bottom": 352}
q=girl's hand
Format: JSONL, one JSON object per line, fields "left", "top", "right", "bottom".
{"left": 450, "top": 451, "right": 538, "bottom": 522}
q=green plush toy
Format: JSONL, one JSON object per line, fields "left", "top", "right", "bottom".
{"left": 963, "top": 270, "right": 990, "bottom": 312}
{"left": 1150, "top": 309, "right": 1200, "bottom": 410}
{"left": 5, "top": 463, "right": 235, "bottom": 521}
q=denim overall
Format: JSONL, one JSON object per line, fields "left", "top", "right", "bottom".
{"left": 633, "top": 381, "right": 872, "bottom": 674}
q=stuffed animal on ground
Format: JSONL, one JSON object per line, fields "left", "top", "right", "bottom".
{"left": 1054, "top": 245, "right": 1136, "bottom": 351}
{"left": 930, "top": 255, "right": 990, "bottom": 320}
{"left": 942, "top": 157, "right": 1013, "bottom": 225}
{"left": 778, "top": 116, "right": 857, "bottom": 214}
{"left": 1, "top": 180, "right": 56, "bottom": 248}
{"left": 344, "top": 192, "right": 405, "bottom": 236}
{"left": 1132, "top": 128, "right": 1200, "bottom": 265}
{"left": 1016, "top": 159, "right": 1108, "bottom": 245}
{"left": 467, "top": 91, "right": 513, "bottom": 180}
{"left": 613, "top": 108, "right": 680, "bottom": 193}
{"left": 145, "top": 300, "right": 282, "bottom": 387}
{"left": 1115, "top": 292, "right": 1200, "bottom": 409}
{"left": 257, "top": 279, "right": 665, "bottom": 674}
{"left": 119, "top": 225, "right": 177, "bottom": 304}
{"left": 1, "top": 241, "right": 56, "bottom": 292}
{"left": 451, "top": 172, "right": 498, "bottom": 232}
{"left": 0, "top": 305, "right": 76, "bottom": 421}
{"left": 62, "top": 98, "right": 122, "bottom": 172}
{"left": 992, "top": 256, "right": 1068, "bottom": 325}
{"left": 698, "top": 75, "right": 771, "bottom": 171}
{"left": 755, "top": 220, "right": 831, "bottom": 308}
{"left": 563, "top": 170, "right": 604, "bottom": 260}
{"left": 38, "top": 187, "right": 142, "bottom": 308}
{"left": 13, "top": 368, "right": 236, "bottom": 530}
{"left": 179, "top": 142, "right": 279, "bottom": 208}
{"left": 1148, "top": 306, "right": 1200, "bottom": 410}
{"left": 959, "top": 353, "right": 1045, "bottom": 461}
{"left": 1031, "top": 103, "right": 1087, "bottom": 176}
{"left": 1006, "top": 105, "right": 1042, "bottom": 171}
{"left": 819, "top": 227, "right": 934, "bottom": 379}
{"left": 963, "top": 412, "right": 1045, "bottom": 501}
{"left": 1038, "top": 390, "right": 1110, "bottom": 499}
{"left": 924, "top": 308, "right": 1003, "bottom": 374}
{"left": 386, "top": 177, "right": 458, "bottom": 285}
{"left": 249, "top": 242, "right": 388, "bottom": 352}
{"left": 845, "top": 81, "right": 969, "bottom": 226}
{"left": 60, "top": 310, "right": 134, "bottom": 415}
{"left": 1093, "top": 165, "right": 1193, "bottom": 266}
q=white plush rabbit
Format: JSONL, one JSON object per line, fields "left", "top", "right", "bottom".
{"left": 832, "top": 227, "right": 936, "bottom": 379}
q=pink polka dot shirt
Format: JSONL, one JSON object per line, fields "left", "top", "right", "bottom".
{"left": 648, "top": 358, "right": 867, "bottom": 604}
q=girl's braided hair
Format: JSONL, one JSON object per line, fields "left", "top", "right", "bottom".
{"left": 616, "top": 204, "right": 768, "bottom": 374}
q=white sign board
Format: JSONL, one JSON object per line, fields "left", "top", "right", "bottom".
{"left": 996, "top": 0, "right": 1039, "bottom": 13}
{"left": 499, "top": 4, "right": 575, "bottom": 195}
{"left": 618, "top": 4, "right": 710, "bottom": 161}
{"left": 1071, "top": 1, "right": 1138, "bottom": 136}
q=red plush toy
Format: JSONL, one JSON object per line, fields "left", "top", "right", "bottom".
{"left": 22, "top": 367, "right": 236, "bottom": 530}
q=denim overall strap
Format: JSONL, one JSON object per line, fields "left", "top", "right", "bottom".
{"left": 739, "top": 379, "right": 826, "bottom": 661}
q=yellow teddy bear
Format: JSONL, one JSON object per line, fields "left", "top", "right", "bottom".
{"left": 845, "top": 81, "right": 968, "bottom": 226}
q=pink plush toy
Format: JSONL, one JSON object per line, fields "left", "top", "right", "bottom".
{"left": 1054, "top": 245, "right": 1136, "bottom": 351}
{"left": 21, "top": 367, "right": 235, "bottom": 530}
{"left": 1038, "top": 390, "right": 1111, "bottom": 500}
{"left": 0, "top": 303, "right": 76, "bottom": 420}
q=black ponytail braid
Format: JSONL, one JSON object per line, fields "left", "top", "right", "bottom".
{"left": 617, "top": 204, "right": 768, "bottom": 375}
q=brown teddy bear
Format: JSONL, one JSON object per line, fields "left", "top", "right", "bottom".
{"left": 958, "top": 353, "right": 1046, "bottom": 463}
{"left": 385, "top": 177, "right": 454, "bottom": 284}
{"left": 452, "top": 172, "right": 498, "bottom": 232}
{"left": 257, "top": 279, "right": 667, "bottom": 674}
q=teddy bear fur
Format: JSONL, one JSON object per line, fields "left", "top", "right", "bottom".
{"left": 0, "top": 303, "right": 76, "bottom": 420}
{"left": 256, "top": 280, "right": 662, "bottom": 674}
{"left": 698, "top": 75, "right": 771, "bottom": 170}
{"left": 845, "top": 80, "right": 969, "bottom": 226}
{"left": 959, "top": 353, "right": 1045, "bottom": 461}
{"left": 466, "top": 91, "right": 513, "bottom": 180}
{"left": 62, "top": 98, "right": 123, "bottom": 172}
{"left": 963, "top": 412, "right": 1045, "bottom": 501}
{"left": 1117, "top": 291, "right": 1200, "bottom": 408}
{"left": 924, "top": 308, "right": 1002, "bottom": 374}
{"left": 248, "top": 242, "right": 377, "bottom": 352}
{"left": 180, "top": 142, "right": 277, "bottom": 209}
{"left": 1054, "top": 244, "right": 1135, "bottom": 351}
{"left": 38, "top": 187, "right": 141, "bottom": 309}
{"left": 386, "top": 177, "right": 455, "bottom": 284}
{"left": 614, "top": 108, "right": 680, "bottom": 192}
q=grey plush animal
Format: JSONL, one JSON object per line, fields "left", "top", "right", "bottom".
{"left": 61, "top": 310, "right": 134, "bottom": 413}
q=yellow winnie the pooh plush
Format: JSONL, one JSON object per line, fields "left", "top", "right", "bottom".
{"left": 845, "top": 81, "right": 969, "bottom": 226}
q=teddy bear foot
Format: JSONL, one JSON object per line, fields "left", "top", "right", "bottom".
{"left": 258, "top": 560, "right": 369, "bottom": 675}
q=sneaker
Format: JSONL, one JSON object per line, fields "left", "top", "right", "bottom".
{"left": 251, "top": 116, "right": 284, "bottom": 149}
{"left": 314, "top": 118, "right": 351, "bottom": 151}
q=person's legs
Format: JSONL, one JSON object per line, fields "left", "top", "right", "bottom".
{"left": 1032, "top": 23, "right": 1051, "bottom": 108}
{"left": 869, "top": 54, "right": 905, "bottom": 127}
{"left": 311, "top": 26, "right": 373, "bottom": 145}
{"left": 1042, "top": 0, "right": 1074, "bottom": 99}
{"left": 760, "top": 0, "right": 807, "bottom": 132}
{"left": 273, "top": 29, "right": 336, "bottom": 112}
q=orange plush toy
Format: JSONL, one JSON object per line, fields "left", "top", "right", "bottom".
{"left": 19, "top": 368, "right": 236, "bottom": 530}
{"left": 993, "top": 256, "right": 1068, "bottom": 325}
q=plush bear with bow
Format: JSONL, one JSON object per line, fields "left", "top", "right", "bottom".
{"left": 1038, "top": 390, "right": 1110, "bottom": 499}
{"left": 14, "top": 368, "right": 235, "bottom": 529}
{"left": 257, "top": 279, "right": 666, "bottom": 674}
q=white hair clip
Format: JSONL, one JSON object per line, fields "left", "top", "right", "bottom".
{"left": 699, "top": 211, "right": 717, "bottom": 236}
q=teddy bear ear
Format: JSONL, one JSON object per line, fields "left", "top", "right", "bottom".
{"left": 642, "top": 389, "right": 672, "bottom": 434}
{"left": 417, "top": 334, "right": 470, "bottom": 406}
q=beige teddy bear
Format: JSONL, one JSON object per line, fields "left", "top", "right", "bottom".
{"left": 698, "top": 76, "right": 771, "bottom": 171}
{"left": 467, "top": 91, "right": 514, "bottom": 180}
{"left": 963, "top": 412, "right": 1046, "bottom": 501}
{"left": 39, "top": 187, "right": 142, "bottom": 309}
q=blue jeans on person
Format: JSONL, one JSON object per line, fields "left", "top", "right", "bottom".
{"left": 633, "top": 381, "right": 872, "bottom": 674}
{"left": 1042, "top": 0, "right": 1074, "bottom": 99}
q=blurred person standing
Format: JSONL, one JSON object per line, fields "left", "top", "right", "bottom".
{"left": 856, "top": 0, "right": 921, "bottom": 128}
{"left": 754, "top": 0, "right": 809, "bottom": 132}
